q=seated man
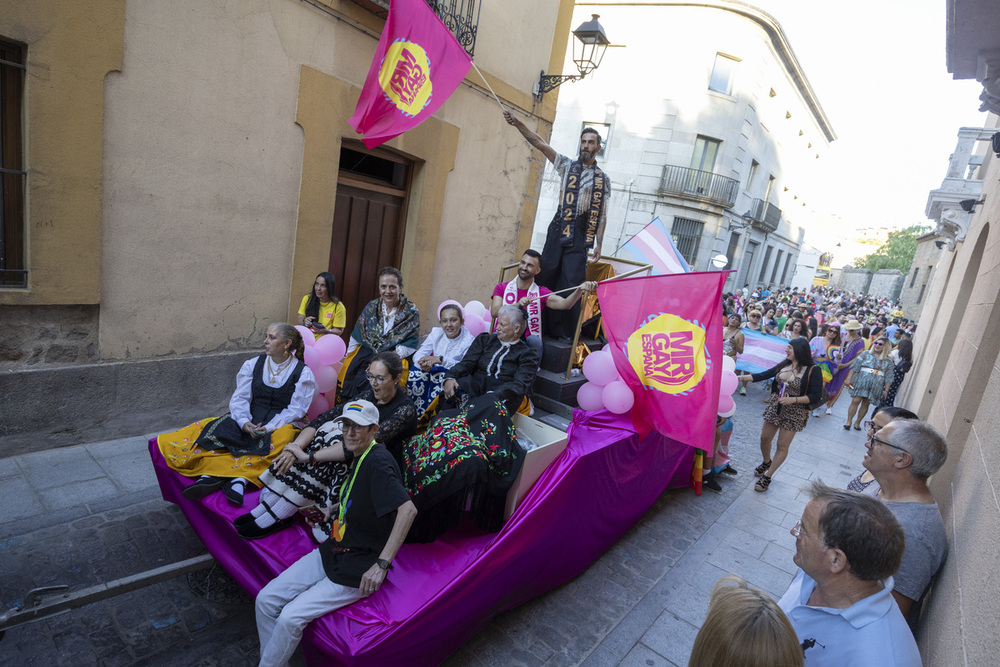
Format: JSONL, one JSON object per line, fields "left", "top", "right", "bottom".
{"left": 254, "top": 400, "right": 417, "bottom": 667}
{"left": 780, "top": 481, "right": 921, "bottom": 666}
{"left": 491, "top": 249, "right": 596, "bottom": 353}
{"left": 861, "top": 419, "right": 948, "bottom": 621}
{"left": 442, "top": 305, "right": 538, "bottom": 413}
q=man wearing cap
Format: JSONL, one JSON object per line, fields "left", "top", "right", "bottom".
{"left": 255, "top": 400, "right": 417, "bottom": 667}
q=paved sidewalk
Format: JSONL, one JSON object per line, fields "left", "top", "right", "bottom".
{"left": 0, "top": 385, "right": 872, "bottom": 666}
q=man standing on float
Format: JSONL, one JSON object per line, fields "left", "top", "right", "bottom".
{"left": 504, "top": 111, "right": 611, "bottom": 340}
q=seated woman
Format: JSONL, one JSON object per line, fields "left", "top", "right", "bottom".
{"left": 236, "top": 351, "right": 417, "bottom": 540}
{"left": 298, "top": 271, "right": 346, "bottom": 338}
{"left": 406, "top": 302, "right": 475, "bottom": 415}
{"left": 160, "top": 323, "right": 315, "bottom": 505}
{"left": 340, "top": 267, "right": 420, "bottom": 401}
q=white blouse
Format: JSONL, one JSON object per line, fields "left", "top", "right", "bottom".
{"left": 229, "top": 355, "right": 316, "bottom": 432}
{"left": 414, "top": 326, "right": 476, "bottom": 369}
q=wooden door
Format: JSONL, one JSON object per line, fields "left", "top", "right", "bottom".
{"left": 329, "top": 184, "right": 407, "bottom": 331}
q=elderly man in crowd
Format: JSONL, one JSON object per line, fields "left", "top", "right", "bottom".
{"left": 254, "top": 400, "right": 416, "bottom": 667}
{"left": 861, "top": 419, "right": 948, "bottom": 621}
{"left": 442, "top": 305, "right": 538, "bottom": 413}
{"left": 779, "top": 481, "right": 921, "bottom": 666}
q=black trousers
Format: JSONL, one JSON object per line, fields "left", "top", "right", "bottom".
{"left": 538, "top": 215, "right": 588, "bottom": 339}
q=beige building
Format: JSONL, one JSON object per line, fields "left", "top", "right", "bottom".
{"left": 898, "top": 231, "right": 945, "bottom": 319}
{"left": 899, "top": 1, "right": 1000, "bottom": 661}
{"left": 0, "top": 0, "right": 577, "bottom": 453}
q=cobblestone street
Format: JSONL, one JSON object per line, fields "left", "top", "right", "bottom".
{"left": 0, "top": 381, "right": 864, "bottom": 666}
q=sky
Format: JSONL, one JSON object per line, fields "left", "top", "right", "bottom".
{"left": 751, "top": 0, "right": 989, "bottom": 264}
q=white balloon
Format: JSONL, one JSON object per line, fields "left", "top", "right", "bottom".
{"left": 718, "top": 404, "right": 736, "bottom": 418}
{"left": 721, "top": 356, "right": 736, "bottom": 373}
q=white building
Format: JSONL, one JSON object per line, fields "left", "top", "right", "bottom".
{"left": 532, "top": 1, "right": 835, "bottom": 292}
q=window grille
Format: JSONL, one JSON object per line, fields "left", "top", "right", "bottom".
{"left": 0, "top": 37, "right": 27, "bottom": 287}
{"left": 670, "top": 217, "right": 704, "bottom": 266}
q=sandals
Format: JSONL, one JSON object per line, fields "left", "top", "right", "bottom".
{"left": 753, "top": 460, "right": 772, "bottom": 477}
{"left": 754, "top": 475, "right": 772, "bottom": 492}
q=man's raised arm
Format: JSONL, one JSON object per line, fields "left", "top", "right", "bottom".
{"left": 504, "top": 111, "right": 557, "bottom": 164}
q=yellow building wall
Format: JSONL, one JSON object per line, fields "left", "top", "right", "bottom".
{"left": 0, "top": 0, "right": 125, "bottom": 306}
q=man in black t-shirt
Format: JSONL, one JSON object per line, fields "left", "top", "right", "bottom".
{"left": 255, "top": 400, "right": 417, "bottom": 667}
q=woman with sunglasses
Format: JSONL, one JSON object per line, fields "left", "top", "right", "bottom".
{"left": 842, "top": 337, "right": 895, "bottom": 431}
{"left": 743, "top": 309, "right": 763, "bottom": 332}
{"left": 237, "top": 352, "right": 417, "bottom": 540}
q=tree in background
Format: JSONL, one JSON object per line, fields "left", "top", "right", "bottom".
{"left": 854, "top": 225, "right": 930, "bottom": 272}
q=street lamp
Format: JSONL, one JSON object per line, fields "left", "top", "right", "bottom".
{"left": 534, "top": 14, "right": 611, "bottom": 98}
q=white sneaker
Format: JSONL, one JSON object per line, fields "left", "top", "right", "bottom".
{"left": 812, "top": 409, "right": 820, "bottom": 417}
{"left": 825, "top": 407, "right": 833, "bottom": 415}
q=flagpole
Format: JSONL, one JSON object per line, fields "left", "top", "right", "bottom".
{"left": 471, "top": 61, "right": 507, "bottom": 113}
{"left": 519, "top": 266, "right": 652, "bottom": 304}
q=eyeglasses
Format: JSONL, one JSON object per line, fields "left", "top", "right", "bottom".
{"left": 341, "top": 421, "right": 370, "bottom": 432}
{"left": 873, "top": 341, "right": 885, "bottom": 347}
{"left": 868, "top": 435, "right": 911, "bottom": 456}
{"left": 791, "top": 520, "right": 828, "bottom": 547}
{"left": 366, "top": 372, "right": 389, "bottom": 384}
{"left": 863, "top": 420, "right": 882, "bottom": 433}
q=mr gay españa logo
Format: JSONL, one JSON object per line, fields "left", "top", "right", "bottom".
{"left": 625, "top": 313, "right": 710, "bottom": 395}
{"left": 378, "top": 39, "right": 433, "bottom": 117}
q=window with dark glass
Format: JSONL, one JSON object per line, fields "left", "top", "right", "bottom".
{"left": 0, "top": 37, "right": 26, "bottom": 287}
{"left": 670, "top": 217, "right": 704, "bottom": 266}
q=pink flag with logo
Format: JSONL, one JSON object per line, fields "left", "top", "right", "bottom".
{"left": 349, "top": 0, "right": 473, "bottom": 149}
{"left": 597, "top": 272, "right": 728, "bottom": 450}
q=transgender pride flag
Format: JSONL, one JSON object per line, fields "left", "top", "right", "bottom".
{"left": 617, "top": 217, "right": 690, "bottom": 275}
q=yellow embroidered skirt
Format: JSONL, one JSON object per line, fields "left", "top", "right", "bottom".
{"left": 157, "top": 418, "right": 299, "bottom": 487}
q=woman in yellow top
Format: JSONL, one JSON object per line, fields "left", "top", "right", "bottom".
{"left": 298, "top": 272, "right": 346, "bottom": 338}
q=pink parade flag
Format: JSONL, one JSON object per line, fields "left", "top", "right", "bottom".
{"left": 597, "top": 271, "right": 728, "bottom": 450}
{"left": 349, "top": 0, "right": 473, "bottom": 149}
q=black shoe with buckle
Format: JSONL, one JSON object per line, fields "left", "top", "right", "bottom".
{"left": 181, "top": 476, "right": 226, "bottom": 500}
{"left": 237, "top": 517, "right": 293, "bottom": 541}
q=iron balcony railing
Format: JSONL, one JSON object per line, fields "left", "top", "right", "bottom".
{"left": 658, "top": 165, "right": 739, "bottom": 208}
{"left": 746, "top": 198, "right": 781, "bottom": 233}
{"left": 343, "top": 0, "right": 481, "bottom": 57}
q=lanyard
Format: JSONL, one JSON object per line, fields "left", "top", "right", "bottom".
{"left": 337, "top": 441, "right": 375, "bottom": 525}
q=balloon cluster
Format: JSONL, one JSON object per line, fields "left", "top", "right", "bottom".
{"left": 294, "top": 326, "right": 346, "bottom": 419}
{"left": 457, "top": 300, "right": 493, "bottom": 336}
{"left": 718, "top": 356, "right": 738, "bottom": 418}
{"left": 577, "top": 349, "right": 635, "bottom": 414}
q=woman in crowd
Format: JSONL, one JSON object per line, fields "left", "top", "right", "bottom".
{"left": 743, "top": 309, "right": 763, "bottom": 332}
{"left": 723, "top": 312, "right": 746, "bottom": 396}
{"left": 161, "top": 323, "right": 315, "bottom": 506}
{"left": 823, "top": 319, "right": 865, "bottom": 415}
{"left": 688, "top": 576, "right": 802, "bottom": 667}
{"left": 808, "top": 324, "right": 840, "bottom": 417}
{"left": 762, "top": 307, "right": 779, "bottom": 336}
{"left": 781, "top": 318, "right": 808, "bottom": 341}
{"left": 881, "top": 338, "right": 913, "bottom": 408}
{"left": 843, "top": 336, "right": 894, "bottom": 431}
{"left": 846, "top": 406, "right": 919, "bottom": 496}
{"left": 340, "top": 267, "right": 421, "bottom": 400}
{"left": 738, "top": 338, "right": 824, "bottom": 492}
{"left": 297, "top": 272, "right": 346, "bottom": 338}
{"left": 237, "top": 351, "right": 417, "bottom": 540}
{"left": 406, "top": 302, "right": 476, "bottom": 414}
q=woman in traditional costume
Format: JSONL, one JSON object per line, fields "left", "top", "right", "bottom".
{"left": 298, "top": 272, "right": 346, "bottom": 338}
{"left": 339, "top": 267, "right": 420, "bottom": 401}
{"left": 405, "top": 303, "right": 475, "bottom": 415}
{"left": 159, "top": 323, "right": 315, "bottom": 506}
{"left": 236, "top": 352, "right": 417, "bottom": 540}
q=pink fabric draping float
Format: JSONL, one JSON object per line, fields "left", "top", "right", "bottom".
{"left": 149, "top": 410, "right": 693, "bottom": 665}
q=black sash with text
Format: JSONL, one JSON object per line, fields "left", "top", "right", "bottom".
{"left": 554, "top": 160, "right": 606, "bottom": 248}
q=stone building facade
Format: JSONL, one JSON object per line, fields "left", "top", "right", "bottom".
{"left": 899, "top": 232, "right": 946, "bottom": 318}
{"left": 530, "top": 1, "right": 835, "bottom": 293}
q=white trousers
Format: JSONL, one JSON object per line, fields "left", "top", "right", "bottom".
{"left": 255, "top": 549, "right": 364, "bottom": 667}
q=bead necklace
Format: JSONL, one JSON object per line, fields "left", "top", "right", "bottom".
{"left": 267, "top": 354, "right": 293, "bottom": 382}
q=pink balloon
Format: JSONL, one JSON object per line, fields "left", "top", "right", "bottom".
{"left": 295, "top": 325, "right": 315, "bottom": 345}
{"left": 576, "top": 382, "right": 605, "bottom": 411}
{"left": 720, "top": 370, "right": 739, "bottom": 396}
{"left": 314, "top": 334, "right": 346, "bottom": 366}
{"left": 718, "top": 403, "right": 736, "bottom": 419}
{"left": 313, "top": 365, "right": 338, "bottom": 394}
{"left": 466, "top": 316, "right": 487, "bottom": 336}
{"left": 481, "top": 314, "right": 492, "bottom": 333}
{"left": 307, "top": 393, "right": 330, "bottom": 420}
{"left": 464, "top": 300, "right": 487, "bottom": 318}
{"left": 718, "top": 393, "right": 735, "bottom": 415}
{"left": 583, "top": 350, "right": 618, "bottom": 386}
{"left": 602, "top": 380, "right": 635, "bottom": 414}
{"left": 303, "top": 345, "right": 322, "bottom": 370}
